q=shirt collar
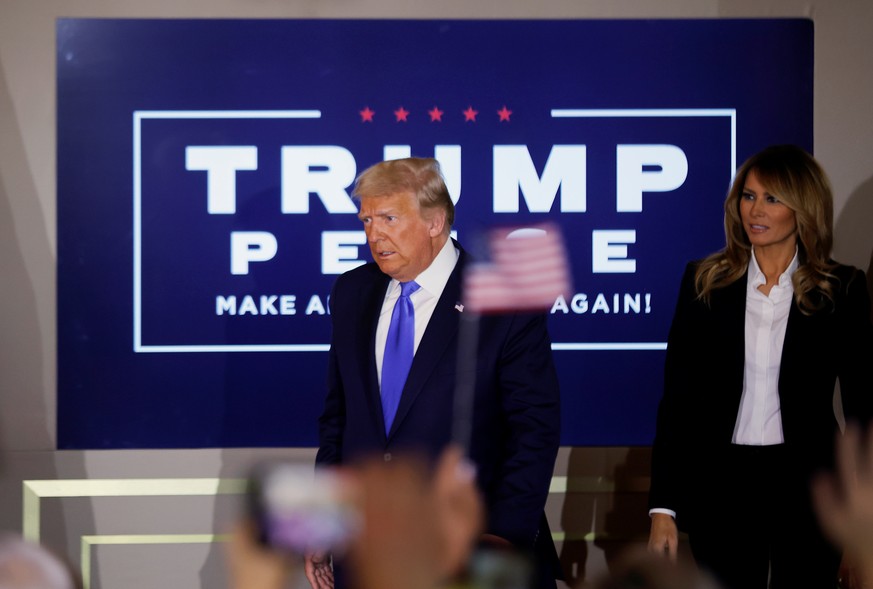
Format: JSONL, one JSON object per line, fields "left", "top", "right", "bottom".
{"left": 748, "top": 246, "right": 799, "bottom": 290}
{"left": 389, "top": 237, "right": 459, "bottom": 299}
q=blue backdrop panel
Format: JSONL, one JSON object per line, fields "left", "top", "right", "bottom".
{"left": 57, "top": 19, "right": 813, "bottom": 448}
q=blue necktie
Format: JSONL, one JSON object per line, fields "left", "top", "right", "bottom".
{"left": 381, "top": 281, "right": 420, "bottom": 434}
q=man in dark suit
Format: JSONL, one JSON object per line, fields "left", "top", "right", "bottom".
{"left": 306, "top": 157, "right": 562, "bottom": 589}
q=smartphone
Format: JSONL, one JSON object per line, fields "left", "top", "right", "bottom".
{"left": 247, "top": 461, "right": 361, "bottom": 555}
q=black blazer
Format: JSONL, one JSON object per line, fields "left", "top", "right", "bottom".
{"left": 649, "top": 261, "right": 873, "bottom": 530}
{"left": 316, "top": 242, "right": 562, "bottom": 578}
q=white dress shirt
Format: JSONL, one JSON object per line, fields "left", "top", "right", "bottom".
{"left": 732, "top": 248, "right": 799, "bottom": 445}
{"left": 374, "top": 238, "right": 460, "bottom": 387}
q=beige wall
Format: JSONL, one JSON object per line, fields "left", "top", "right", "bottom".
{"left": 2, "top": 1, "right": 872, "bottom": 587}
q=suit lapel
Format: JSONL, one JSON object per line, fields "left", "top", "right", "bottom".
{"left": 360, "top": 271, "right": 391, "bottom": 441}
{"left": 780, "top": 300, "right": 803, "bottom": 367}
{"left": 387, "top": 249, "right": 466, "bottom": 439}
{"left": 778, "top": 298, "right": 807, "bottom": 410}
{"left": 713, "top": 272, "right": 748, "bottom": 422}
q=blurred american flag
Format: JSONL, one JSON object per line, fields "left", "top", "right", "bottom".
{"left": 463, "top": 223, "right": 572, "bottom": 314}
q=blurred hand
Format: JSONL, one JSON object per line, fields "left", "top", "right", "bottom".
{"left": 432, "top": 445, "right": 485, "bottom": 576}
{"left": 838, "top": 555, "right": 866, "bottom": 589}
{"left": 813, "top": 424, "right": 873, "bottom": 586}
{"left": 647, "top": 513, "right": 678, "bottom": 562}
{"left": 226, "top": 521, "right": 295, "bottom": 589}
{"left": 590, "top": 546, "right": 715, "bottom": 589}
{"left": 349, "top": 446, "right": 484, "bottom": 589}
{"left": 349, "top": 455, "right": 439, "bottom": 589}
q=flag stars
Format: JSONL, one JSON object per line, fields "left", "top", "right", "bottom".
{"left": 463, "top": 106, "right": 479, "bottom": 122}
{"left": 428, "top": 106, "right": 444, "bottom": 122}
{"left": 359, "top": 106, "right": 375, "bottom": 122}
{"left": 497, "top": 105, "right": 512, "bottom": 122}
{"left": 393, "top": 106, "right": 410, "bottom": 122}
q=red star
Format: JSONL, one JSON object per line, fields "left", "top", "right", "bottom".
{"left": 463, "top": 106, "right": 479, "bottom": 122}
{"left": 359, "top": 106, "right": 375, "bottom": 122}
{"left": 428, "top": 106, "right": 444, "bottom": 122}
{"left": 497, "top": 105, "right": 512, "bottom": 122}
{"left": 394, "top": 106, "right": 410, "bottom": 122}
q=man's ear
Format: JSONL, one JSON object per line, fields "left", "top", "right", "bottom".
{"left": 428, "top": 210, "right": 447, "bottom": 237}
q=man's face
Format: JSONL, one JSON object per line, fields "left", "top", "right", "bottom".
{"left": 358, "top": 192, "right": 444, "bottom": 282}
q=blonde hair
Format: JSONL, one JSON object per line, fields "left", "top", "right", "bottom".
{"left": 352, "top": 157, "right": 454, "bottom": 231}
{"left": 695, "top": 145, "right": 837, "bottom": 314}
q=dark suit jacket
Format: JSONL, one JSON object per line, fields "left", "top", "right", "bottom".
{"left": 649, "top": 261, "right": 873, "bottom": 531}
{"left": 316, "top": 242, "right": 562, "bottom": 581}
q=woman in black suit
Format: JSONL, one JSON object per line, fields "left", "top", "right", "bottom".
{"left": 646, "top": 145, "right": 873, "bottom": 589}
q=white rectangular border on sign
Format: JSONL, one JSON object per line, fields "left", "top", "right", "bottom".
{"left": 133, "top": 108, "right": 736, "bottom": 353}
{"left": 548, "top": 108, "right": 737, "bottom": 351}
{"left": 132, "top": 110, "right": 324, "bottom": 354}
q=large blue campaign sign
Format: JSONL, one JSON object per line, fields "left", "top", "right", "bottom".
{"left": 57, "top": 19, "right": 813, "bottom": 448}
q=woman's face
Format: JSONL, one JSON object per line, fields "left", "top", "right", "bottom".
{"left": 739, "top": 170, "right": 798, "bottom": 254}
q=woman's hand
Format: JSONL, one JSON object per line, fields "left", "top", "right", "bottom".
{"left": 647, "top": 513, "right": 679, "bottom": 562}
